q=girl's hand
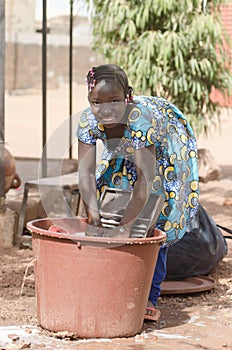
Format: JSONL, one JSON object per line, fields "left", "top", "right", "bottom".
{"left": 85, "top": 225, "right": 104, "bottom": 237}
{"left": 101, "top": 225, "right": 130, "bottom": 238}
{"left": 85, "top": 225, "right": 130, "bottom": 238}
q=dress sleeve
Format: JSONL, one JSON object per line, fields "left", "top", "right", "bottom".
{"left": 127, "top": 102, "right": 162, "bottom": 150}
{"left": 77, "top": 108, "right": 97, "bottom": 145}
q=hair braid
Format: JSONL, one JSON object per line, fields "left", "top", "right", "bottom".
{"left": 86, "top": 64, "right": 134, "bottom": 102}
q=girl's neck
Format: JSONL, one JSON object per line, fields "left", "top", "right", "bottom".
{"left": 105, "top": 123, "right": 126, "bottom": 139}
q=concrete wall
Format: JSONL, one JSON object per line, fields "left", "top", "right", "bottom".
{"left": 5, "top": 42, "right": 103, "bottom": 92}
{"left": 6, "top": 0, "right": 35, "bottom": 36}
{"left": 5, "top": 3, "right": 103, "bottom": 93}
{"left": 211, "top": 4, "right": 232, "bottom": 107}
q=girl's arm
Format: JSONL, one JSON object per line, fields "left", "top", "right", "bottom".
{"left": 119, "top": 144, "right": 156, "bottom": 231}
{"left": 78, "top": 140, "right": 101, "bottom": 226}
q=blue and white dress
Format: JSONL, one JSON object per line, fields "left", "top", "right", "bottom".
{"left": 77, "top": 96, "right": 199, "bottom": 245}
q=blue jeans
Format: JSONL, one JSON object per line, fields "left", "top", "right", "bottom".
{"left": 148, "top": 246, "right": 168, "bottom": 306}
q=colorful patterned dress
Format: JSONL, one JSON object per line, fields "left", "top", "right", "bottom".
{"left": 77, "top": 96, "right": 199, "bottom": 245}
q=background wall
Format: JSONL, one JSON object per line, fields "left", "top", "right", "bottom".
{"left": 5, "top": 11, "right": 103, "bottom": 93}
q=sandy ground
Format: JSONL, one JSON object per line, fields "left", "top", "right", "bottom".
{"left": 0, "top": 87, "right": 232, "bottom": 349}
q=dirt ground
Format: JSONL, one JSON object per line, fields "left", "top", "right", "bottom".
{"left": 0, "top": 88, "right": 231, "bottom": 349}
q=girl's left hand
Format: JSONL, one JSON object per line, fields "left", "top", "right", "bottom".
{"left": 101, "top": 225, "right": 130, "bottom": 238}
{"left": 85, "top": 225, "right": 130, "bottom": 238}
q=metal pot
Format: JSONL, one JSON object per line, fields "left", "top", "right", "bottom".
{"left": 4, "top": 148, "right": 21, "bottom": 193}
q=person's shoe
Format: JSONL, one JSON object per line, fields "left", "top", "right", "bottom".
{"left": 144, "top": 301, "right": 161, "bottom": 322}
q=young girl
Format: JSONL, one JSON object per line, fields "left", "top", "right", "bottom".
{"left": 77, "top": 64, "right": 199, "bottom": 322}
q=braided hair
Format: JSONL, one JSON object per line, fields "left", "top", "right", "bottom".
{"left": 86, "top": 64, "right": 134, "bottom": 102}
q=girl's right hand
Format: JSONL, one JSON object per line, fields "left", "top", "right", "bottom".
{"left": 102, "top": 226, "right": 130, "bottom": 238}
{"left": 85, "top": 224, "right": 130, "bottom": 238}
{"left": 85, "top": 225, "right": 104, "bottom": 237}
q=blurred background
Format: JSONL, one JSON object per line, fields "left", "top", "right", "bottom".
{"left": 5, "top": 0, "right": 103, "bottom": 160}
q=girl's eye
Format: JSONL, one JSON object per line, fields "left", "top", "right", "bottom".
{"left": 91, "top": 100, "right": 123, "bottom": 106}
{"left": 91, "top": 101, "right": 100, "bottom": 106}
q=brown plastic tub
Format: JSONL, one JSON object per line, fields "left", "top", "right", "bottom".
{"left": 27, "top": 217, "right": 166, "bottom": 339}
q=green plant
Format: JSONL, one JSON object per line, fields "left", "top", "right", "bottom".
{"left": 87, "top": 0, "right": 232, "bottom": 135}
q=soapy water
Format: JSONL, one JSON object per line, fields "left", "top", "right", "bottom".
{"left": 49, "top": 223, "right": 130, "bottom": 238}
{"left": 48, "top": 223, "right": 159, "bottom": 240}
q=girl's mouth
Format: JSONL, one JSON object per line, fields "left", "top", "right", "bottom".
{"left": 99, "top": 117, "right": 116, "bottom": 125}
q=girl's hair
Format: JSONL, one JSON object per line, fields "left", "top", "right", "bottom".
{"left": 86, "top": 64, "right": 133, "bottom": 102}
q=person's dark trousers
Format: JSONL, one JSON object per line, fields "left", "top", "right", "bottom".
{"left": 148, "top": 246, "right": 168, "bottom": 305}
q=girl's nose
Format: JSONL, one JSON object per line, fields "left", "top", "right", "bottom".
{"left": 100, "top": 103, "right": 112, "bottom": 115}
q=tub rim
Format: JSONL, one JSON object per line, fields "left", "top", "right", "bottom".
{"left": 27, "top": 217, "right": 167, "bottom": 246}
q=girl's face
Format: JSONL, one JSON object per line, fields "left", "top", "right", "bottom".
{"left": 88, "top": 80, "right": 127, "bottom": 128}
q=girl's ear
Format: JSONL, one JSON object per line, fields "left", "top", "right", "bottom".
{"left": 128, "top": 86, "right": 134, "bottom": 102}
{"left": 125, "top": 95, "right": 130, "bottom": 104}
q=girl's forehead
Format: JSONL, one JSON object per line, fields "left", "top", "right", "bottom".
{"left": 93, "top": 79, "right": 124, "bottom": 95}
